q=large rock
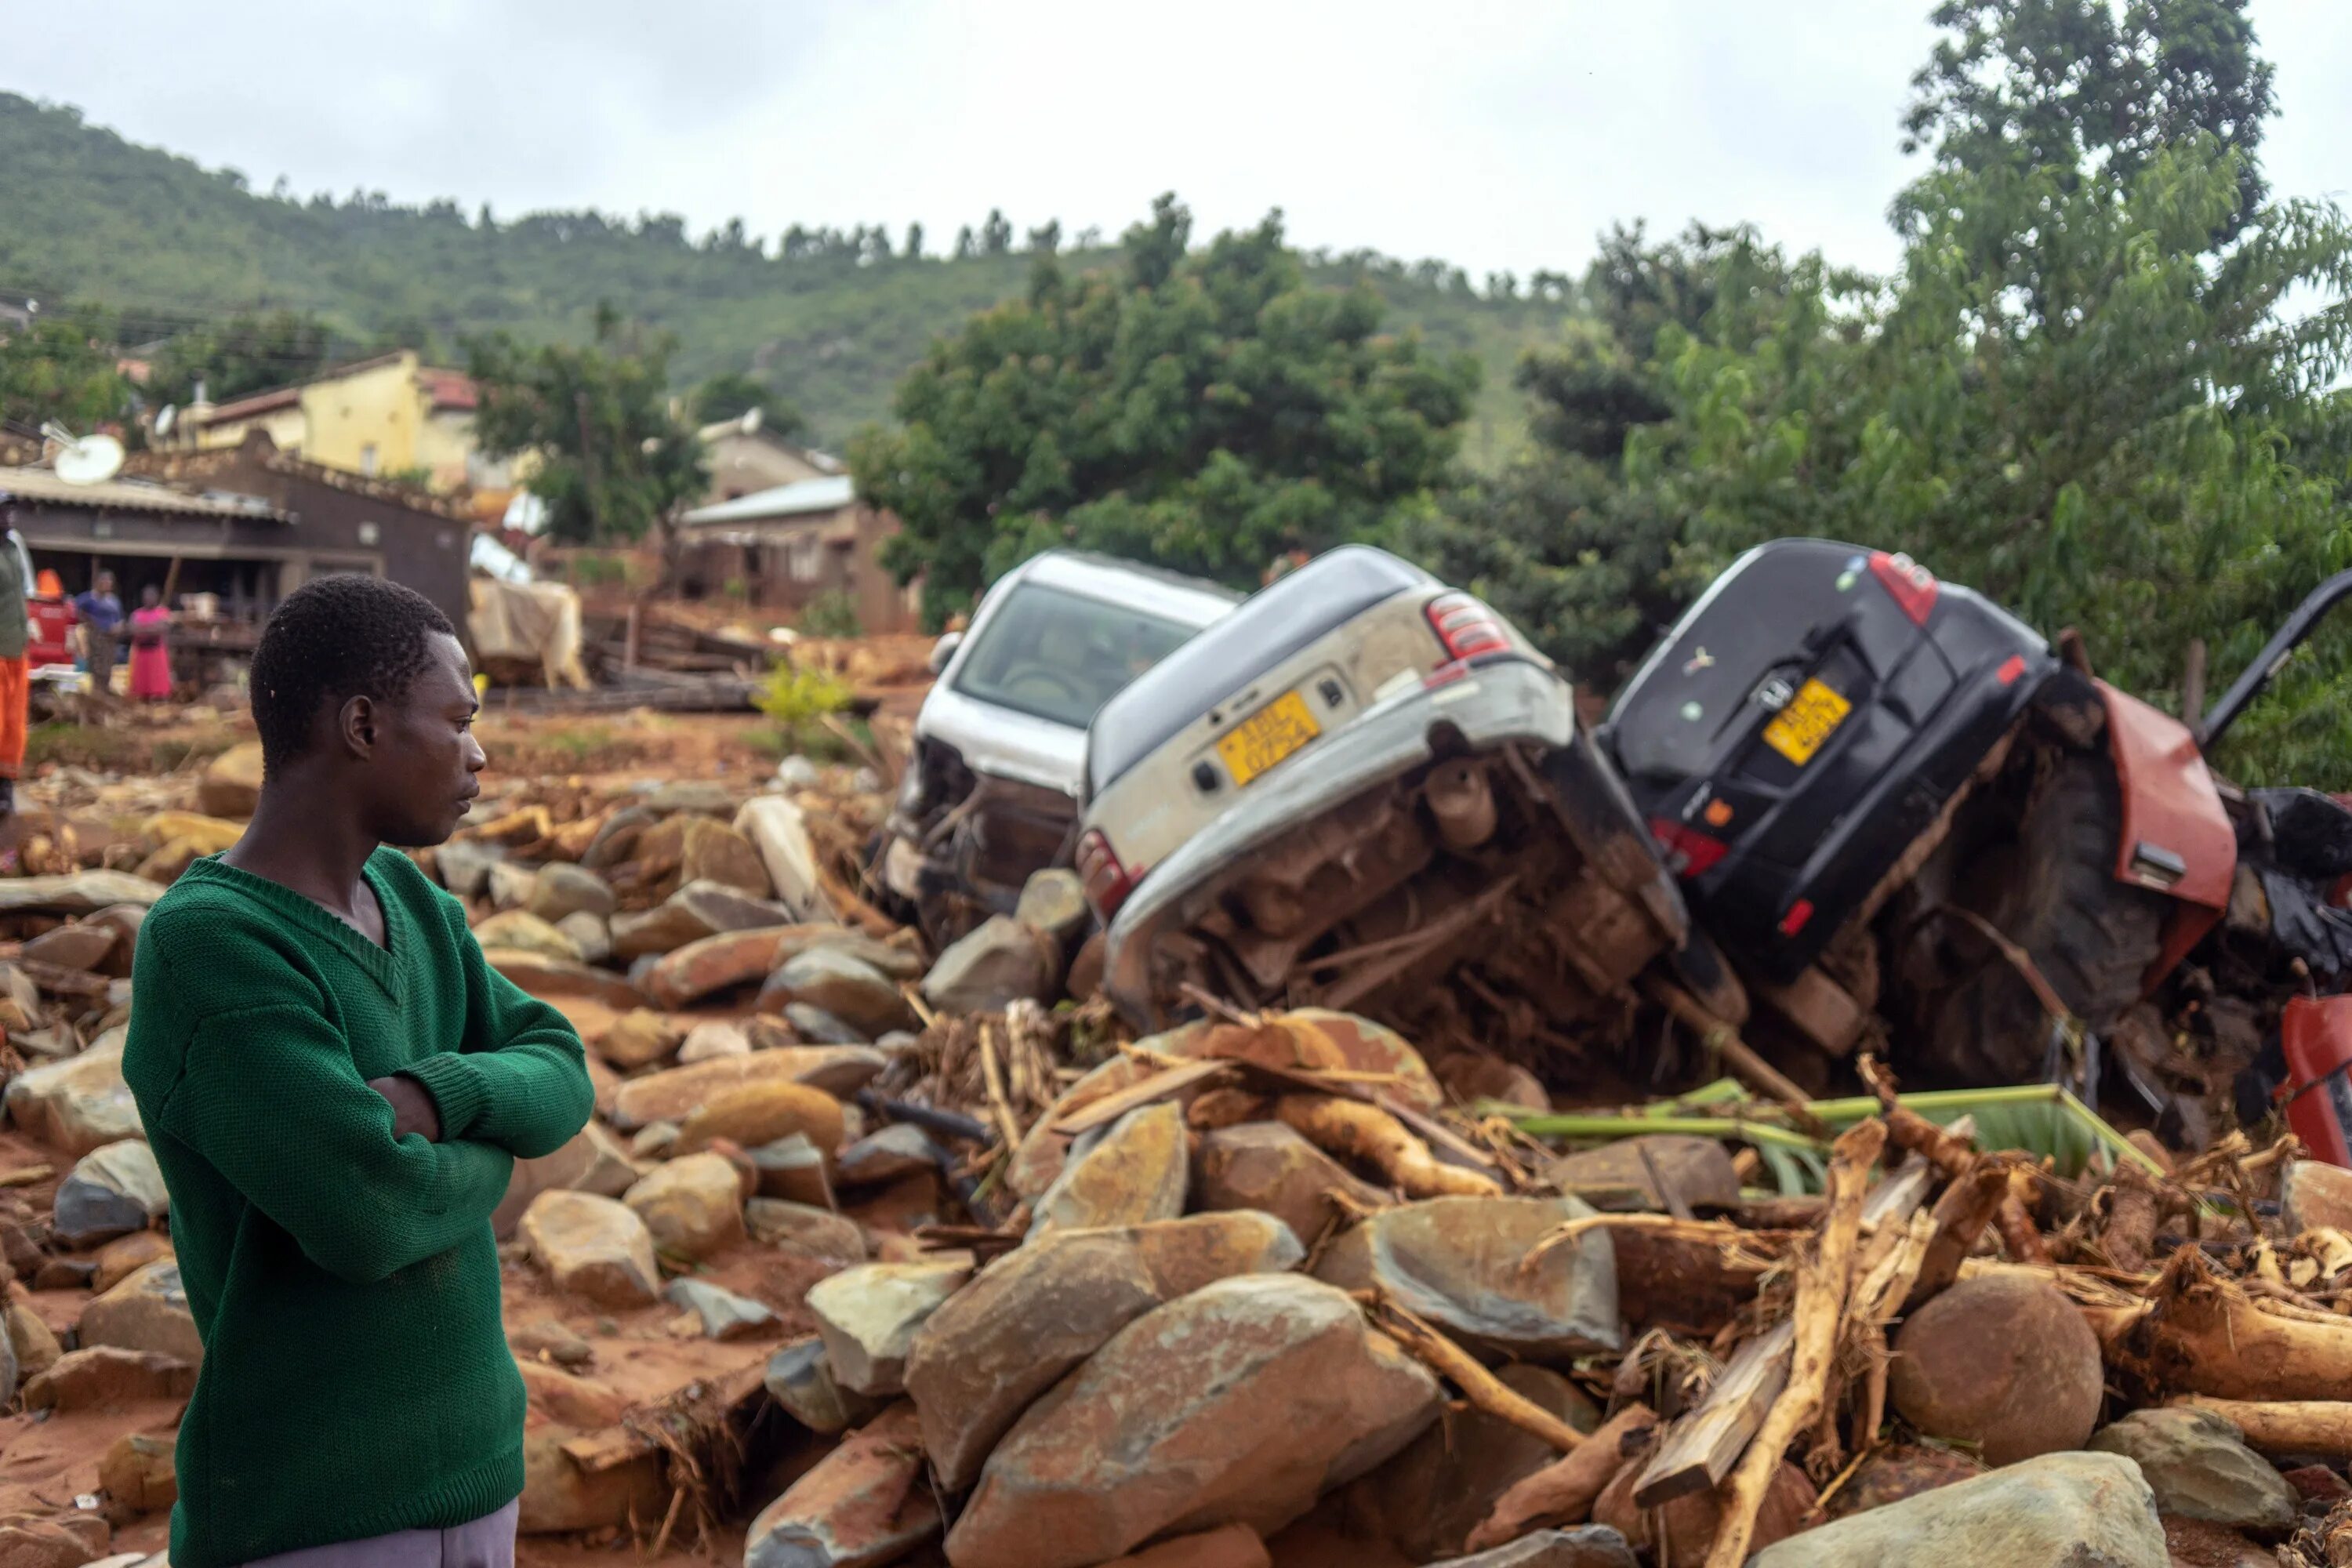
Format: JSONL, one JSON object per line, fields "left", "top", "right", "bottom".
{"left": 521, "top": 1191, "right": 661, "bottom": 1307}
{"left": 1193, "top": 1123, "right": 1390, "bottom": 1244}
{"left": 1825, "top": 1443, "right": 1987, "bottom": 1519}
{"left": 748, "top": 1199, "right": 867, "bottom": 1261}
{"left": 487, "top": 859, "right": 538, "bottom": 911}
{"left": 527, "top": 863, "right": 615, "bottom": 924}
{"left": 1889, "top": 1273, "right": 2103, "bottom": 1467}
{"left": 1313, "top": 1196, "right": 1621, "bottom": 1358}
{"left": 678, "top": 1020, "right": 753, "bottom": 1064}
{"left": 666, "top": 1277, "right": 778, "bottom": 1340}
{"left": 766, "top": 1337, "right": 887, "bottom": 1436}
{"left": 1549, "top": 1136, "right": 1740, "bottom": 1213}
{"left": 752, "top": 1137, "right": 836, "bottom": 1207}
{"left": 945, "top": 1275, "right": 1442, "bottom": 1568}
{"left": 518, "top": 1361, "right": 627, "bottom": 1428}
{"left": 595, "top": 1009, "right": 683, "bottom": 1071}
{"left": 2281, "top": 1160, "right": 2352, "bottom": 1235}
{"left": 520, "top": 1425, "right": 667, "bottom": 1534}
{"left": 622, "top": 1152, "right": 746, "bottom": 1260}
{"left": 922, "top": 916, "right": 1058, "bottom": 1014}
{"left": 645, "top": 925, "right": 833, "bottom": 1008}
{"left": 0, "top": 1519, "right": 108, "bottom": 1568}
{"left": 23, "top": 1345, "right": 196, "bottom": 1412}
{"left": 783, "top": 1004, "right": 868, "bottom": 1046}
{"left": 555, "top": 912, "right": 612, "bottom": 967}
{"left": 837, "top": 1124, "right": 941, "bottom": 1188}
{"left": 436, "top": 839, "right": 504, "bottom": 898}
{"left": 1347, "top": 1363, "right": 1602, "bottom": 1560}
{"left": 612, "top": 880, "right": 797, "bottom": 960}
{"left": 6, "top": 1300, "right": 61, "bottom": 1380}
{"left": 5, "top": 1031, "right": 141, "bottom": 1157}
{"left": 1594, "top": 1454, "right": 1812, "bottom": 1566}
{"left": 471, "top": 909, "right": 582, "bottom": 963}
{"left": 737, "top": 796, "right": 828, "bottom": 918}
{"left": 0, "top": 871, "right": 165, "bottom": 916}
{"left": 100, "top": 1430, "right": 176, "bottom": 1514}
{"left": 745, "top": 1403, "right": 938, "bottom": 1568}
{"left": 91, "top": 1231, "right": 172, "bottom": 1294}
{"left": 1015, "top": 869, "right": 1091, "bottom": 945}
{"left": 485, "top": 949, "right": 644, "bottom": 1010}
{"left": 678, "top": 817, "right": 773, "bottom": 898}
{"left": 79, "top": 1260, "right": 202, "bottom": 1363}
{"left": 610, "top": 902, "right": 713, "bottom": 963}
{"left": 1748, "top": 1451, "right": 2169, "bottom": 1568}
{"left": 53, "top": 1139, "right": 169, "bottom": 1246}
{"left": 646, "top": 780, "right": 739, "bottom": 818}
{"left": 808, "top": 1259, "right": 972, "bottom": 1397}
{"left": 678, "top": 1080, "right": 845, "bottom": 1157}
{"left": 1099, "top": 1526, "right": 1272, "bottom": 1568}
{"left": 1427, "top": 1530, "right": 1638, "bottom": 1568}
{"left": 906, "top": 1211, "right": 1305, "bottom": 1490}
{"left": 2086, "top": 1407, "right": 2299, "bottom": 1531}
{"left": 766, "top": 948, "right": 914, "bottom": 1038}
{"left": 491, "top": 1123, "right": 640, "bottom": 1240}
{"left": 24, "top": 922, "right": 117, "bottom": 973}
{"left": 1031, "top": 1102, "right": 1189, "bottom": 1236}
{"left": 198, "top": 742, "right": 265, "bottom": 817}
{"left": 608, "top": 1047, "right": 884, "bottom": 1130}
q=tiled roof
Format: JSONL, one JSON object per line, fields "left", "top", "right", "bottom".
{"left": 0, "top": 464, "right": 288, "bottom": 521}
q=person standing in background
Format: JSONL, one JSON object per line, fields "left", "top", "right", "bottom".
{"left": 74, "top": 569, "right": 122, "bottom": 696}
{"left": 129, "top": 584, "right": 172, "bottom": 702}
{"left": 0, "top": 517, "right": 27, "bottom": 821}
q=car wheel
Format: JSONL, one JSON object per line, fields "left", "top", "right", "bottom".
{"left": 1904, "top": 749, "right": 2168, "bottom": 1086}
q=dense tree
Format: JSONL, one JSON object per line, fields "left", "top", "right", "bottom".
{"left": 146, "top": 310, "right": 336, "bottom": 408}
{"left": 689, "top": 369, "right": 807, "bottom": 438}
{"left": 853, "top": 195, "right": 1479, "bottom": 622}
{"left": 466, "top": 311, "right": 706, "bottom": 545}
{"left": 980, "top": 209, "right": 1013, "bottom": 257}
{"left": 0, "top": 308, "right": 130, "bottom": 431}
{"left": 904, "top": 222, "right": 924, "bottom": 259}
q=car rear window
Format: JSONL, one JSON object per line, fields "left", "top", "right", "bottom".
{"left": 1607, "top": 539, "right": 1871, "bottom": 782}
{"left": 950, "top": 582, "right": 1200, "bottom": 731}
{"left": 1087, "top": 546, "right": 1428, "bottom": 794}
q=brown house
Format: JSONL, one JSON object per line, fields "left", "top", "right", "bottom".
{"left": 675, "top": 475, "right": 917, "bottom": 634}
{"left": 0, "top": 430, "right": 472, "bottom": 634}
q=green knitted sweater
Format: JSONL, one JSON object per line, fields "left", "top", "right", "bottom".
{"left": 123, "top": 849, "right": 594, "bottom": 1568}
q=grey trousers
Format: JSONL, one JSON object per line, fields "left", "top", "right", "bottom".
{"left": 241, "top": 1501, "right": 517, "bottom": 1568}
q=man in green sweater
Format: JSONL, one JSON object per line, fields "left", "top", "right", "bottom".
{"left": 125, "top": 575, "right": 594, "bottom": 1568}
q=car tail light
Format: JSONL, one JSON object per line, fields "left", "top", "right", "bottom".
{"left": 1779, "top": 898, "right": 1815, "bottom": 937}
{"left": 1649, "top": 817, "right": 1729, "bottom": 879}
{"left": 1076, "top": 829, "right": 1138, "bottom": 918}
{"left": 1426, "top": 593, "right": 1510, "bottom": 663}
{"left": 1868, "top": 551, "right": 1939, "bottom": 626}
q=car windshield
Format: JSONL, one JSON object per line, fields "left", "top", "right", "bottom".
{"left": 951, "top": 581, "right": 1200, "bottom": 730}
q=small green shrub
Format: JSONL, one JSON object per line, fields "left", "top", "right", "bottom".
{"left": 797, "top": 590, "right": 862, "bottom": 640}
{"left": 754, "top": 662, "right": 854, "bottom": 757}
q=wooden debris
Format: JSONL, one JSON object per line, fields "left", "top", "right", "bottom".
{"left": 2175, "top": 1397, "right": 2352, "bottom": 1460}
{"left": 2110, "top": 1247, "right": 2352, "bottom": 1403}
{"left": 1704, "top": 1117, "right": 1887, "bottom": 1568}
{"left": 1634, "top": 1321, "right": 1795, "bottom": 1506}
{"left": 1050, "top": 1059, "right": 1230, "bottom": 1137}
{"left": 1277, "top": 1094, "right": 1501, "bottom": 1199}
{"left": 1365, "top": 1295, "right": 1586, "bottom": 1454}
{"left": 1905, "top": 1162, "right": 2013, "bottom": 1310}
{"left": 1465, "top": 1401, "right": 1661, "bottom": 1550}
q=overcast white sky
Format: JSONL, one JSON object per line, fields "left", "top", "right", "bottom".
{"left": 6, "top": 1, "right": 2348, "bottom": 280}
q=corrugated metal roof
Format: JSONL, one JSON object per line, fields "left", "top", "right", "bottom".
{"left": 0, "top": 465, "right": 288, "bottom": 521}
{"left": 681, "top": 474, "right": 856, "bottom": 527}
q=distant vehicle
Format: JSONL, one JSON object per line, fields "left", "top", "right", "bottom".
{"left": 874, "top": 550, "right": 1239, "bottom": 947}
{"left": 1082, "top": 544, "right": 1713, "bottom": 1051}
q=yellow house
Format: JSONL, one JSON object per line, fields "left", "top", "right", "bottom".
{"left": 172, "top": 350, "right": 501, "bottom": 495}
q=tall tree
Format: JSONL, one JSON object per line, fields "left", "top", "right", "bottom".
{"left": 980, "top": 209, "right": 1013, "bottom": 257}
{"left": 853, "top": 194, "right": 1479, "bottom": 622}
{"left": 0, "top": 308, "right": 129, "bottom": 431}
{"left": 147, "top": 310, "right": 336, "bottom": 408}
{"left": 466, "top": 312, "right": 706, "bottom": 545}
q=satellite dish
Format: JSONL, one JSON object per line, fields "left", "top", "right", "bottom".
{"left": 53, "top": 433, "right": 125, "bottom": 487}
{"left": 154, "top": 405, "right": 177, "bottom": 437}
{"left": 738, "top": 406, "right": 763, "bottom": 436}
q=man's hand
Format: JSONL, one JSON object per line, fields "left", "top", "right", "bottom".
{"left": 366, "top": 1075, "right": 443, "bottom": 1143}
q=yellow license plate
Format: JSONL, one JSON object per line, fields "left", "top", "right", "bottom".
{"left": 1761, "top": 677, "right": 1852, "bottom": 765}
{"left": 1218, "top": 690, "right": 1322, "bottom": 786}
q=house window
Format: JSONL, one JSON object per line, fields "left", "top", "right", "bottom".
{"left": 360, "top": 444, "right": 379, "bottom": 477}
{"left": 788, "top": 533, "right": 824, "bottom": 583}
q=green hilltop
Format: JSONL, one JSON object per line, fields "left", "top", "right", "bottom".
{"left": 0, "top": 92, "right": 1567, "bottom": 462}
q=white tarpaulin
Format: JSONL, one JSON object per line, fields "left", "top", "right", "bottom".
{"left": 467, "top": 576, "right": 590, "bottom": 690}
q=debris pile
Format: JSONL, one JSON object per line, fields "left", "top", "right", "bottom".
{"left": 0, "top": 723, "right": 2341, "bottom": 1568}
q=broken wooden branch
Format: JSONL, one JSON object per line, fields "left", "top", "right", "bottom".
{"left": 1704, "top": 1117, "right": 1888, "bottom": 1568}
{"left": 2173, "top": 1397, "right": 2352, "bottom": 1460}
{"left": 1465, "top": 1401, "right": 1661, "bottom": 1550}
{"left": 1278, "top": 1094, "right": 1501, "bottom": 1199}
{"left": 1906, "top": 1162, "right": 2013, "bottom": 1310}
{"left": 2111, "top": 1247, "right": 2352, "bottom": 1402}
{"left": 1366, "top": 1296, "right": 1585, "bottom": 1454}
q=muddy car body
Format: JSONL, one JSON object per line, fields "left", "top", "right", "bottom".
{"left": 877, "top": 550, "right": 1236, "bottom": 946}
{"left": 1083, "top": 546, "right": 1703, "bottom": 1059}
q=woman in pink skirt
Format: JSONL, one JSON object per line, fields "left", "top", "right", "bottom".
{"left": 128, "top": 586, "right": 172, "bottom": 702}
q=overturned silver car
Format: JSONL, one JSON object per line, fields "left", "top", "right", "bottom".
{"left": 1078, "top": 546, "right": 1714, "bottom": 1069}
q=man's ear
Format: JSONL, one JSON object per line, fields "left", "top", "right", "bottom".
{"left": 337, "top": 694, "right": 379, "bottom": 759}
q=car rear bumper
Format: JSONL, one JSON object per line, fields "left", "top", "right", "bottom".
{"left": 1102, "top": 655, "right": 1681, "bottom": 1025}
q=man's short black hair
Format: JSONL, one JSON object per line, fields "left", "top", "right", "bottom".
{"left": 250, "top": 575, "right": 456, "bottom": 771}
